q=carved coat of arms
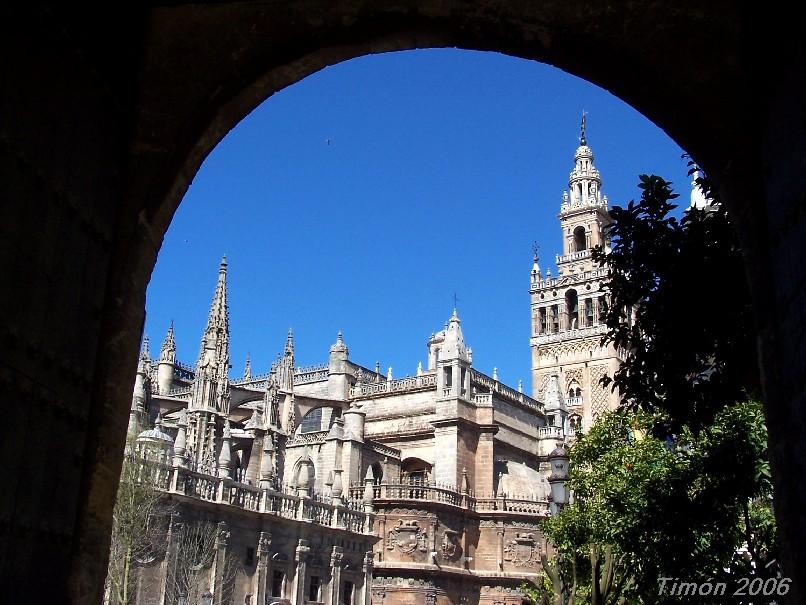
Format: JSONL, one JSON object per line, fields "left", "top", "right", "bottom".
{"left": 503, "top": 532, "right": 539, "bottom": 567}
{"left": 440, "top": 530, "right": 461, "bottom": 561}
{"left": 387, "top": 520, "right": 427, "bottom": 555}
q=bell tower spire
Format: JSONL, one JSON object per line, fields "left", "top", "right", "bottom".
{"left": 555, "top": 117, "right": 612, "bottom": 276}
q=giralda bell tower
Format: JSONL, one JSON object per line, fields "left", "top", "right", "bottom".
{"left": 529, "top": 115, "right": 622, "bottom": 433}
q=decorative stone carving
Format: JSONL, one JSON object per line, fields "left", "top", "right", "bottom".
{"left": 258, "top": 531, "right": 272, "bottom": 555}
{"left": 425, "top": 592, "right": 437, "bottom": 605}
{"left": 215, "top": 522, "right": 230, "bottom": 548}
{"left": 590, "top": 364, "right": 610, "bottom": 416}
{"left": 387, "top": 508, "right": 431, "bottom": 516}
{"left": 387, "top": 519, "right": 428, "bottom": 554}
{"left": 440, "top": 529, "right": 461, "bottom": 561}
{"left": 503, "top": 532, "right": 539, "bottom": 567}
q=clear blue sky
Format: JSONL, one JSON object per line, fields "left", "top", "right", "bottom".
{"left": 145, "top": 48, "right": 690, "bottom": 391}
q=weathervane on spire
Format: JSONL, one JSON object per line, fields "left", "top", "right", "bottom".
{"left": 453, "top": 292, "right": 460, "bottom": 312}
{"left": 579, "top": 110, "right": 588, "bottom": 146}
{"left": 532, "top": 241, "right": 540, "bottom": 263}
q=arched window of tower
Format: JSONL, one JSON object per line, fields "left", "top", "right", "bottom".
{"left": 565, "top": 289, "right": 579, "bottom": 330}
{"left": 573, "top": 225, "right": 586, "bottom": 252}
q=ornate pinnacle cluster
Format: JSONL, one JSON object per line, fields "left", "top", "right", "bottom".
{"left": 243, "top": 354, "right": 252, "bottom": 380}
{"left": 160, "top": 321, "right": 176, "bottom": 362}
{"left": 141, "top": 335, "right": 151, "bottom": 362}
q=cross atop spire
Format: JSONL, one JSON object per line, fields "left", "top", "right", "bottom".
{"left": 579, "top": 110, "right": 588, "bottom": 146}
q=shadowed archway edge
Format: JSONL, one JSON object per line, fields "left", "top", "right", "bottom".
{"left": 1, "top": 4, "right": 801, "bottom": 604}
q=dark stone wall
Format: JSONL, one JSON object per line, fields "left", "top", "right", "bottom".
{"left": 1, "top": 3, "right": 804, "bottom": 603}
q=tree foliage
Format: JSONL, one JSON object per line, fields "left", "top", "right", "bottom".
{"left": 106, "top": 453, "right": 241, "bottom": 604}
{"left": 591, "top": 174, "right": 759, "bottom": 431}
{"left": 106, "top": 453, "right": 171, "bottom": 605}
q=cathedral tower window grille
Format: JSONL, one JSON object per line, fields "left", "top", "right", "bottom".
{"left": 539, "top": 308, "right": 547, "bottom": 334}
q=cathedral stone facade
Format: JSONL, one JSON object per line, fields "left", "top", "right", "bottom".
{"left": 121, "top": 129, "right": 619, "bottom": 605}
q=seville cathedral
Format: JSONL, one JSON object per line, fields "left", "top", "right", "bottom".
{"left": 122, "top": 130, "right": 623, "bottom": 605}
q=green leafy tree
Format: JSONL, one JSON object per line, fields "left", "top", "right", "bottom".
{"left": 592, "top": 173, "right": 759, "bottom": 431}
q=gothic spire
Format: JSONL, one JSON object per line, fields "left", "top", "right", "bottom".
{"left": 189, "top": 257, "right": 231, "bottom": 415}
{"left": 197, "top": 256, "right": 230, "bottom": 369}
{"left": 243, "top": 354, "right": 252, "bottom": 380}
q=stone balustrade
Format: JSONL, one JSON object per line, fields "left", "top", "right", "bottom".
{"left": 556, "top": 249, "right": 590, "bottom": 264}
{"left": 532, "top": 323, "right": 607, "bottom": 345}
{"left": 350, "top": 373, "right": 437, "bottom": 399}
{"left": 470, "top": 369, "right": 544, "bottom": 413}
{"left": 347, "top": 480, "right": 548, "bottom": 516}
{"left": 538, "top": 426, "right": 565, "bottom": 439}
{"left": 530, "top": 266, "right": 609, "bottom": 290}
{"left": 129, "top": 457, "right": 374, "bottom": 533}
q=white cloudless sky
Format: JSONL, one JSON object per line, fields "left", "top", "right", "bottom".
{"left": 145, "top": 48, "right": 690, "bottom": 392}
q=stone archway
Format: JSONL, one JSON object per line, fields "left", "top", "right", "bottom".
{"left": 3, "top": 4, "right": 805, "bottom": 604}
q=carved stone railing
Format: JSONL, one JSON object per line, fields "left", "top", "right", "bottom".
{"left": 295, "top": 364, "right": 330, "bottom": 385}
{"left": 131, "top": 457, "right": 173, "bottom": 491}
{"left": 286, "top": 430, "right": 329, "bottom": 447}
{"left": 556, "top": 249, "right": 590, "bottom": 264}
{"left": 532, "top": 323, "right": 607, "bottom": 345}
{"left": 347, "top": 480, "right": 549, "bottom": 517}
{"left": 181, "top": 469, "right": 219, "bottom": 502}
{"left": 133, "top": 459, "right": 375, "bottom": 534}
{"left": 349, "top": 373, "right": 437, "bottom": 399}
{"left": 566, "top": 396, "right": 583, "bottom": 407}
{"left": 350, "top": 482, "right": 465, "bottom": 507}
{"left": 475, "top": 496, "right": 550, "bottom": 515}
{"left": 173, "top": 361, "right": 195, "bottom": 381}
{"left": 471, "top": 392, "right": 492, "bottom": 406}
{"left": 538, "top": 426, "right": 565, "bottom": 439}
{"left": 530, "top": 267, "right": 610, "bottom": 291}
{"left": 471, "top": 370, "right": 543, "bottom": 413}
{"left": 230, "top": 481, "right": 261, "bottom": 511}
